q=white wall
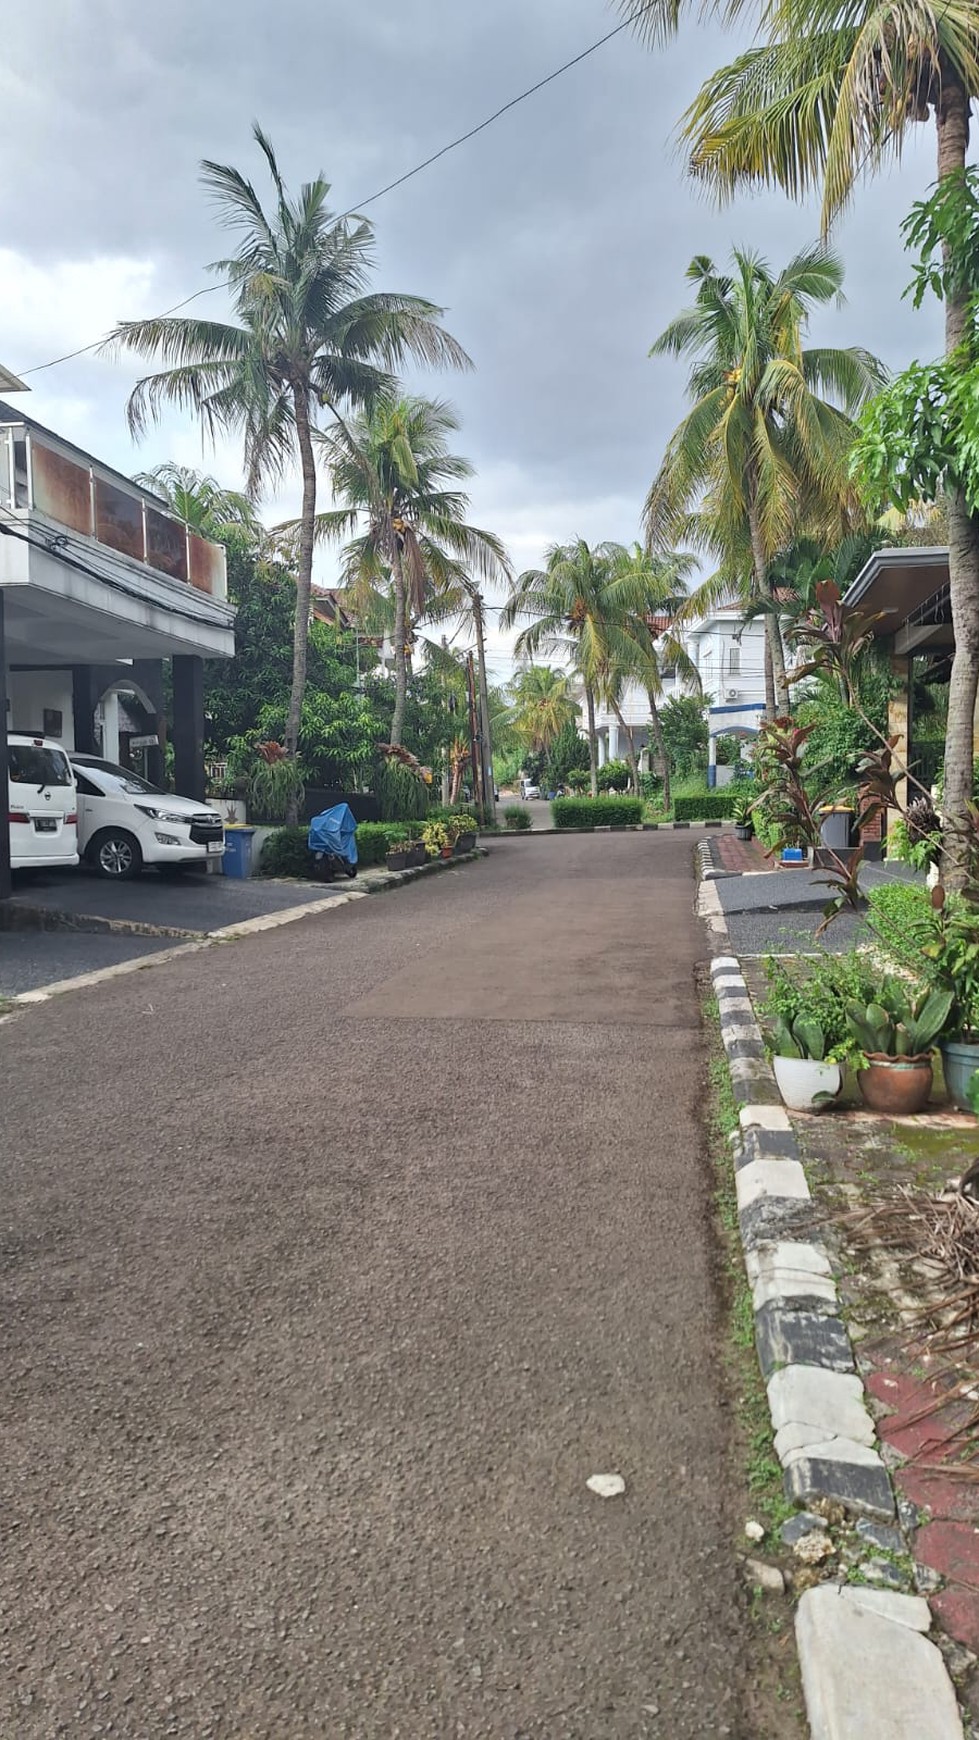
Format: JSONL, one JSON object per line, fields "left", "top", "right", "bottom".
{"left": 6, "top": 669, "right": 75, "bottom": 746}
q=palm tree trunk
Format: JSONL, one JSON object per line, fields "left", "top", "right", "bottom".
{"left": 763, "top": 634, "right": 776, "bottom": 721}
{"left": 285, "top": 389, "right": 317, "bottom": 820}
{"left": 936, "top": 71, "right": 979, "bottom": 892}
{"left": 747, "top": 498, "right": 789, "bottom": 714}
{"left": 647, "top": 689, "right": 670, "bottom": 814}
{"left": 610, "top": 696, "right": 640, "bottom": 794}
{"left": 390, "top": 541, "right": 408, "bottom": 748}
{"left": 585, "top": 685, "right": 599, "bottom": 798}
{"left": 471, "top": 589, "right": 497, "bottom": 824}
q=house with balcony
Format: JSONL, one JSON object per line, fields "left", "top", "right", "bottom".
{"left": 583, "top": 604, "right": 770, "bottom": 781}
{"left": 0, "top": 392, "right": 235, "bottom": 895}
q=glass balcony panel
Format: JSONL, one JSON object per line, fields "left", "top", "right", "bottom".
{"left": 94, "top": 477, "right": 144, "bottom": 561}
{"left": 31, "top": 438, "right": 93, "bottom": 535}
{"left": 145, "top": 506, "right": 188, "bottom": 581}
{"left": 188, "top": 532, "right": 224, "bottom": 596}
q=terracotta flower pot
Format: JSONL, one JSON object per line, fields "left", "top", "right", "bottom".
{"left": 440, "top": 846, "right": 453, "bottom": 860}
{"left": 858, "top": 1053, "right": 933, "bottom": 1115}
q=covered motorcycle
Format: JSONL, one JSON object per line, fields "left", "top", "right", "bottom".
{"left": 307, "top": 803, "right": 358, "bottom": 880}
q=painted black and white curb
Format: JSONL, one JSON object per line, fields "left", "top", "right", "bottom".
{"left": 710, "top": 950, "right": 964, "bottom": 1739}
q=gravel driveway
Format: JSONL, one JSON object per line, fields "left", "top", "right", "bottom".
{"left": 1, "top": 833, "right": 753, "bottom": 1738}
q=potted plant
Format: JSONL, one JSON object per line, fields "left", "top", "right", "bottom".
{"left": 926, "top": 889, "right": 979, "bottom": 1111}
{"left": 421, "top": 820, "right": 451, "bottom": 860}
{"left": 731, "top": 790, "right": 754, "bottom": 842}
{"left": 385, "top": 843, "right": 411, "bottom": 872}
{"left": 765, "top": 1013, "right": 842, "bottom": 1112}
{"left": 845, "top": 981, "right": 953, "bottom": 1115}
{"left": 453, "top": 814, "right": 478, "bottom": 854}
{"left": 407, "top": 834, "right": 428, "bottom": 868}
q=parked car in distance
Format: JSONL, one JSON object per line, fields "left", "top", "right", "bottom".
{"left": 69, "top": 755, "right": 225, "bottom": 879}
{"left": 520, "top": 781, "right": 541, "bottom": 800}
{"left": 7, "top": 734, "right": 78, "bottom": 869}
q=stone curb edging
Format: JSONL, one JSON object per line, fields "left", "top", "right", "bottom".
{"left": 6, "top": 848, "right": 487, "bottom": 1009}
{"left": 709, "top": 951, "right": 964, "bottom": 1739}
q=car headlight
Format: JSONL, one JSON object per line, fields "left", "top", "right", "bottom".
{"left": 135, "top": 805, "right": 189, "bottom": 825}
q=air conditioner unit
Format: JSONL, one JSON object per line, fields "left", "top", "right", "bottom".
{"left": 725, "top": 686, "right": 740, "bottom": 700}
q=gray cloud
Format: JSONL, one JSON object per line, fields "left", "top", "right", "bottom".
{"left": 0, "top": 0, "right": 948, "bottom": 612}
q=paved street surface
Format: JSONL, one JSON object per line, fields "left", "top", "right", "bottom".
{"left": 1, "top": 834, "right": 754, "bottom": 1738}
{"left": 8, "top": 864, "right": 345, "bottom": 934}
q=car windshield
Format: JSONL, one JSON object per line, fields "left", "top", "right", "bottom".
{"left": 76, "top": 760, "right": 164, "bottom": 797}
{"left": 9, "top": 746, "right": 72, "bottom": 787}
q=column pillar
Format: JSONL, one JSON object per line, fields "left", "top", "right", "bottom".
{"left": 888, "top": 653, "right": 911, "bottom": 838}
{"left": 0, "top": 592, "right": 11, "bottom": 900}
{"left": 171, "top": 655, "right": 205, "bottom": 802}
{"left": 132, "top": 658, "right": 167, "bottom": 788}
{"left": 597, "top": 730, "right": 608, "bottom": 768}
{"left": 607, "top": 722, "right": 619, "bottom": 763}
{"left": 71, "top": 666, "right": 100, "bottom": 754}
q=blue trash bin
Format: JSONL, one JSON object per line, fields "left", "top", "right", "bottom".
{"left": 222, "top": 826, "right": 255, "bottom": 878}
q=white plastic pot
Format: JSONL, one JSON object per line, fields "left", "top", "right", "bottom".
{"left": 772, "top": 1054, "right": 842, "bottom": 1113}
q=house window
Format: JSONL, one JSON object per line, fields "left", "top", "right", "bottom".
{"left": 728, "top": 645, "right": 741, "bottom": 676}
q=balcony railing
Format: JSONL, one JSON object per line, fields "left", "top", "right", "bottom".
{"left": 0, "top": 422, "right": 227, "bottom": 601}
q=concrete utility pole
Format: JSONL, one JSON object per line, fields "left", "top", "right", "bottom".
{"left": 468, "top": 587, "right": 497, "bottom": 826}
{"left": 440, "top": 635, "right": 451, "bottom": 806}
{"left": 465, "top": 652, "right": 485, "bottom": 818}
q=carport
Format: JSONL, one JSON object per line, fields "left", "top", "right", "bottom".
{"left": 0, "top": 397, "right": 236, "bottom": 897}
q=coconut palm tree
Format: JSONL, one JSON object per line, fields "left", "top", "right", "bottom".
{"left": 315, "top": 395, "right": 510, "bottom": 748}
{"left": 645, "top": 244, "right": 884, "bottom": 714}
{"left": 501, "top": 539, "right": 663, "bottom": 797}
{"left": 103, "top": 124, "right": 469, "bottom": 778}
{"left": 619, "top": 0, "right": 979, "bottom": 871}
{"left": 508, "top": 666, "right": 578, "bottom": 756}
{"left": 607, "top": 543, "right": 701, "bottom": 813}
{"left": 133, "top": 463, "right": 263, "bottom": 548}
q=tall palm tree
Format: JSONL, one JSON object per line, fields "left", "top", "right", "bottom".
{"left": 608, "top": 543, "right": 701, "bottom": 813}
{"left": 501, "top": 539, "right": 660, "bottom": 796}
{"left": 316, "top": 395, "right": 510, "bottom": 747}
{"left": 508, "top": 665, "right": 578, "bottom": 756}
{"left": 103, "top": 124, "right": 469, "bottom": 775}
{"left": 133, "top": 463, "right": 263, "bottom": 548}
{"left": 619, "top": 0, "right": 979, "bottom": 871}
{"left": 645, "top": 244, "right": 884, "bottom": 714}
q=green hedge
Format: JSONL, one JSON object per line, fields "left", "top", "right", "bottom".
{"left": 502, "top": 805, "right": 531, "bottom": 831}
{"left": 260, "top": 826, "right": 312, "bottom": 878}
{"left": 261, "top": 821, "right": 423, "bottom": 876}
{"left": 673, "top": 790, "right": 737, "bottom": 821}
{"left": 551, "top": 796, "right": 643, "bottom": 829}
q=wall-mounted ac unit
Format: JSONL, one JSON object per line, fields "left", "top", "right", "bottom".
{"left": 725, "top": 686, "right": 740, "bottom": 700}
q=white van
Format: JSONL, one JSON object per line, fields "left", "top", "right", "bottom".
{"left": 7, "top": 734, "right": 79, "bottom": 869}
{"left": 70, "top": 755, "right": 224, "bottom": 878}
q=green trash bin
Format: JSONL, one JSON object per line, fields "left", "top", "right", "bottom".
{"left": 222, "top": 826, "right": 255, "bottom": 878}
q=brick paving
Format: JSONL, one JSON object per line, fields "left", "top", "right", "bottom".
{"left": 713, "top": 834, "right": 773, "bottom": 873}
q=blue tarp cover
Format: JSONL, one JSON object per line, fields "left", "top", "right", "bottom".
{"left": 307, "top": 803, "right": 358, "bottom": 864}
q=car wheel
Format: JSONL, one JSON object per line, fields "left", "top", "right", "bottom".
{"left": 90, "top": 829, "right": 143, "bottom": 879}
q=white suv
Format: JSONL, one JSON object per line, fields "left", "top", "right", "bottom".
{"left": 70, "top": 755, "right": 225, "bottom": 878}
{"left": 7, "top": 735, "right": 79, "bottom": 869}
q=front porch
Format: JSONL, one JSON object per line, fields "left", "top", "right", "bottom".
{"left": 0, "top": 400, "right": 236, "bottom": 896}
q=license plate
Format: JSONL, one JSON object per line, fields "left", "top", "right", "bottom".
{"left": 34, "top": 818, "right": 57, "bottom": 833}
{"left": 206, "top": 840, "right": 224, "bottom": 855}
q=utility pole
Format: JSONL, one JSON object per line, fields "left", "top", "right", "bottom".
{"left": 465, "top": 652, "right": 484, "bottom": 819}
{"left": 468, "top": 587, "right": 497, "bottom": 825}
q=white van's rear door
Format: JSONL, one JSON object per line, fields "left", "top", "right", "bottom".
{"left": 7, "top": 740, "right": 78, "bottom": 867}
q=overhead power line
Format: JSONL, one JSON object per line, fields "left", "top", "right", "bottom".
{"left": 18, "top": 3, "right": 653, "bottom": 381}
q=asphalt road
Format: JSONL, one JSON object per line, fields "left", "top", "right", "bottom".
{"left": 1, "top": 833, "right": 753, "bottom": 1739}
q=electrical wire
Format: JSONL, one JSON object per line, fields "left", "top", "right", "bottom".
{"left": 17, "top": 3, "right": 654, "bottom": 381}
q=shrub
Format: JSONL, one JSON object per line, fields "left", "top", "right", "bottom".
{"left": 596, "top": 758, "right": 633, "bottom": 793}
{"left": 503, "top": 804, "right": 531, "bottom": 831}
{"left": 355, "top": 822, "right": 395, "bottom": 867}
{"left": 673, "top": 790, "right": 737, "bottom": 821}
{"left": 260, "top": 825, "right": 312, "bottom": 878}
{"left": 551, "top": 796, "right": 643, "bottom": 829}
{"left": 248, "top": 743, "right": 306, "bottom": 825}
{"left": 761, "top": 952, "right": 881, "bottom": 1063}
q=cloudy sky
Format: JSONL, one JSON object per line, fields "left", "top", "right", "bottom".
{"left": 0, "top": 0, "right": 947, "bottom": 683}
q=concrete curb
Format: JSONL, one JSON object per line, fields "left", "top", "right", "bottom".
{"left": 708, "top": 950, "right": 964, "bottom": 1738}
{"left": 6, "top": 847, "right": 487, "bottom": 1009}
